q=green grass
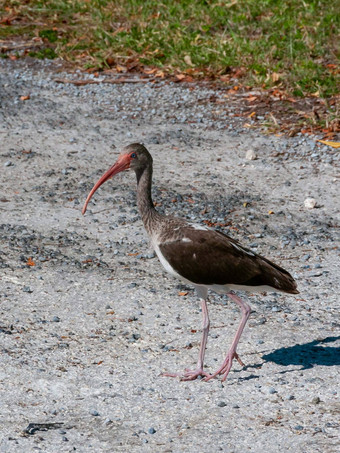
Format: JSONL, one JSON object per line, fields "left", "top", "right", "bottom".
{"left": 1, "top": 0, "right": 339, "bottom": 97}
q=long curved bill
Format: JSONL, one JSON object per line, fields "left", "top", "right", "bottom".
{"left": 82, "top": 154, "right": 130, "bottom": 215}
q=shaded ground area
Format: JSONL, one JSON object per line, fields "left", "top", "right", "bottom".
{"left": 0, "top": 59, "right": 339, "bottom": 452}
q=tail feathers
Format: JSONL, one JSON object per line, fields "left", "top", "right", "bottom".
{"left": 242, "top": 254, "right": 299, "bottom": 294}
{"left": 261, "top": 258, "right": 299, "bottom": 294}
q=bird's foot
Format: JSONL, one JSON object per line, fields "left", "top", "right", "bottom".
{"left": 162, "top": 367, "right": 210, "bottom": 381}
{"left": 204, "top": 351, "right": 245, "bottom": 382}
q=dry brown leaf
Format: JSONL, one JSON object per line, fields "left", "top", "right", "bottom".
{"left": 184, "top": 55, "right": 194, "bottom": 67}
{"left": 115, "top": 64, "right": 127, "bottom": 73}
{"left": 248, "top": 111, "right": 256, "bottom": 118}
{"left": 178, "top": 291, "right": 188, "bottom": 296}
{"left": 26, "top": 257, "right": 35, "bottom": 266}
{"left": 144, "top": 68, "right": 158, "bottom": 74}
{"left": 155, "top": 70, "right": 165, "bottom": 78}
{"left": 20, "top": 95, "right": 30, "bottom": 101}
{"left": 105, "top": 57, "right": 115, "bottom": 66}
{"left": 271, "top": 72, "right": 280, "bottom": 82}
{"left": 316, "top": 140, "right": 340, "bottom": 148}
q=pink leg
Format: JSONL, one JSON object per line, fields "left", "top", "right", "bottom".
{"left": 162, "top": 298, "right": 211, "bottom": 380}
{"left": 204, "top": 292, "right": 251, "bottom": 382}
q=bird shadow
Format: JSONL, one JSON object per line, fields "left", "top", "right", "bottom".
{"left": 262, "top": 336, "right": 340, "bottom": 370}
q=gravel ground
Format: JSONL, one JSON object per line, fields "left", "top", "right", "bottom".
{"left": 0, "top": 58, "right": 339, "bottom": 453}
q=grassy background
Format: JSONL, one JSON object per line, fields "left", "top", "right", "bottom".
{"left": 1, "top": 0, "right": 339, "bottom": 97}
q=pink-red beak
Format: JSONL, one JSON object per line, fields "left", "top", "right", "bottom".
{"left": 82, "top": 154, "right": 131, "bottom": 215}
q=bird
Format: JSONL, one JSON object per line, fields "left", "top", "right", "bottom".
{"left": 82, "top": 143, "right": 298, "bottom": 382}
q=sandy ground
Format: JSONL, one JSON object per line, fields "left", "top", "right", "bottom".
{"left": 0, "top": 59, "right": 339, "bottom": 453}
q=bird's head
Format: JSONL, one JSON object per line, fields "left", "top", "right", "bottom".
{"left": 82, "top": 143, "right": 152, "bottom": 215}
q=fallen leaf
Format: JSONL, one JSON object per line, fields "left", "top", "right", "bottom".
{"left": 220, "top": 75, "right": 231, "bottom": 83}
{"left": 175, "top": 73, "right": 186, "bottom": 81}
{"left": 115, "top": 64, "right": 127, "bottom": 72}
{"left": 247, "top": 96, "right": 257, "bottom": 102}
{"left": 144, "top": 68, "right": 157, "bottom": 74}
{"left": 268, "top": 210, "right": 275, "bottom": 215}
{"left": 178, "top": 291, "right": 188, "bottom": 296}
{"left": 184, "top": 55, "right": 194, "bottom": 67}
{"left": 26, "top": 257, "right": 35, "bottom": 266}
{"left": 248, "top": 111, "right": 256, "bottom": 118}
{"left": 316, "top": 140, "right": 340, "bottom": 148}
{"left": 155, "top": 70, "right": 165, "bottom": 78}
{"left": 271, "top": 72, "right": 280, "bottom": 82}
{"left": 105, "top": 57, "right": 115, "bottom": 66}
{"left": 20, "top": 95, "right": 30, "bottom": 101}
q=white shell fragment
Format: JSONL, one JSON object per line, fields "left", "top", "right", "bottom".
{"left": 304, "top": 198, "right": 317, "bottom": 209}
{"left": 245, "top": 149, "right": 257, "bottom": 160}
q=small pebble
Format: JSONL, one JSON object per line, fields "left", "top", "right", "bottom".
{"left": 301, "top": 254, "right": 311, "bottom": 261}
{"left": 245, "top": 149, "right": 257, "bottom": 160}
{"left": 52, "top": 316, "right": 61, "bottom": 322}
{"left": 22, "top": 286, "right": 33, "bottom": 293}
{"left": 217, "top": 401, "right": 227, "bottom": 407}
{"left": 304, "top": 198, "right": 317, "bottom": 209}
{"left": 90, "top": 410, "right": 100, "bottom": 416}
{"left": 148, "top": 427, "right": 156, "bottom": 434}
{"left": 4, "top": 161, "right": 14, "bottom": 167}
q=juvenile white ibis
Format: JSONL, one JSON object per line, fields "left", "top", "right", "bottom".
{"left": 82, "top": 143, "right": 298, "bottom": 382}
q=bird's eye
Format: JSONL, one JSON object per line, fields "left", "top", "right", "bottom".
{"left": 130, "top": 152, "right": 137, "bottom": 158}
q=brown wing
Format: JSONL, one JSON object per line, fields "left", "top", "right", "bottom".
{"left": 159, "top": 227, "right": 298, "bottom": 294}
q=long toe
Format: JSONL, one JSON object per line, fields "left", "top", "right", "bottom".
{"left": 180, "top": 368, "right": 211, "bottom": 381}
{"left": 162, "top": 368, "right": 209, "bottom": 381}
{"left": 204, "top": 351, "right": 244, "bottom": 382}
